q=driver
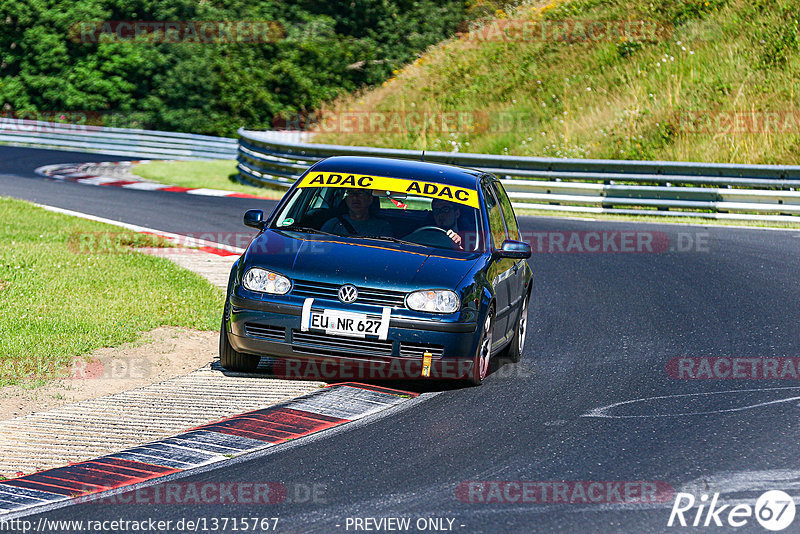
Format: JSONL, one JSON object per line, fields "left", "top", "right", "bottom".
{"left": 321, "top": 188, "right": 392, "bottom": 236}
{"left": 431, "top": 199, "right": 464, "bottom": 250}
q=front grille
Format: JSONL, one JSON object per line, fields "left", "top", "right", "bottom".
{"left": 292, "top": 330, "right": 393, "bottom": 358}
{"left": 292, "top": 279, "right": 406, "bottom": 308}
{"left": 399, "top": 343, "right": 445, "bottom": 359}
{"left": 244, "top": 323, "right": 286, "bottom": 342}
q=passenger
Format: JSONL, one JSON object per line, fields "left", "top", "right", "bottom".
{"left": 321, "top": 188, "right": 392, "bottom": 236}
{"left": 431, "top": 199, "right": 465, "bottom": 250}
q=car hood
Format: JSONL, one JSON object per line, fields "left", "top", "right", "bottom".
{"left": 243, "top": 230, "right": 481, "bottom": 290}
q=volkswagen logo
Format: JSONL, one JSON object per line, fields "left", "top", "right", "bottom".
{"left": 338, "top": 284, "right": 358, "bottom": 304}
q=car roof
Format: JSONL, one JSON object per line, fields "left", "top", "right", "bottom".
{"left": 307, "top": 156, "right": 484, "bottom": 190}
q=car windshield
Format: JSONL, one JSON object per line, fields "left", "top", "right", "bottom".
{"left": 270, "top": 172, "right": 484, "bottom": 252}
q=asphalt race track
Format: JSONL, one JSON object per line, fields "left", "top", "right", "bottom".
{"left": 0, "top": 146, "right": 276, "bottom": 236}
{"left": 3, "top": 147, "right": 800, "bottom": 533}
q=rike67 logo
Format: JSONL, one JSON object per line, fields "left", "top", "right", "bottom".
{"left": 668, "top": 490, "right": 796, "bottom": 531}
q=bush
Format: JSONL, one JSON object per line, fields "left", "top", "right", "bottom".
{"left": 0, "top": 0, "right": 484, "bottom": 136}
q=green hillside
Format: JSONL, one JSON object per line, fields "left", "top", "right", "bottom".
{"left": 318, "top": 0, "right": 800, "bottom": 164}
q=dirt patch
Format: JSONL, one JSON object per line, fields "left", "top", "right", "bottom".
{"left": 0, "top": 279, "right": 7, "bottom": 291}
{"left": 0, "top": 326, "right": 217, "bottom": 421}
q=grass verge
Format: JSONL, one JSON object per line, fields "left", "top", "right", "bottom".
{"left": 132, "top": 160, "right": 286, "bottom": 199}
{"left": 0, "top": 196, "right": 225, "bottom": 387}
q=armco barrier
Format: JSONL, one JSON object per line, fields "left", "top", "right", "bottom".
{"left": 237, "top": 128, "right": 800, "bottom": 222}
{"left": 0, "top": 118, "right": 239, "bottom": 160}
{"left": 4, "top": 119, "right": 797, "bottom": 222}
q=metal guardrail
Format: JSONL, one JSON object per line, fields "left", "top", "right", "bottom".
{"left": 0, "top": 119, "right": 238, "bottom": 160}
{"left": 237, "top": 128, "right": 800, "bottom": 222}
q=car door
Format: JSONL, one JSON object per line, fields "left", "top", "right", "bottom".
{"left": 492, "top": 181, "right": 527, "bottom": 317}
{"left": 482, "top": 180, "right": 513, "bottom": 342}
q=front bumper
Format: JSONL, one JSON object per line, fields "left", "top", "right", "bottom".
{"left": 227, "top": 293, "right": 480, "bottom": 380}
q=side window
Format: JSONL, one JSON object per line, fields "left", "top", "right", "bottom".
{"left": 492, "top": 182, "right": 520, "bottom": 241}
{"left": 482, "top": 183, "right": 507, "bottom": 249}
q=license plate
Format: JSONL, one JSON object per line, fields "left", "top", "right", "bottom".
{"left": 307, "top": 309, "right": 384, "bottom": 339}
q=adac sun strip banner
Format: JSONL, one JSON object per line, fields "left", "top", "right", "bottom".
{"left": 298, "top": 171, "right": 479, "bottom": 209}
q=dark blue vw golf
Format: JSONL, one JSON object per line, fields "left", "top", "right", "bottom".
{"left": 220, "top": 156, "right": 532, "bottom": 384}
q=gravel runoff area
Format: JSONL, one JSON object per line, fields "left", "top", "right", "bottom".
{"left": 0, "top": 247, "right": 325, "bottom": 478}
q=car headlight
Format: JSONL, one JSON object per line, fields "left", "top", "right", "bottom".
{"left": 406, "top": 290, "right": 460, "bottom": 313}
{"left": 242, "top": 268, "right": 291, "bottom": 295}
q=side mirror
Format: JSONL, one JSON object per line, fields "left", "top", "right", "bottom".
{"left": 497, "top": 239, "right": 531, "bottom": 259}
{"left": 243, "top": 209, "right": 265, "bottom": 229}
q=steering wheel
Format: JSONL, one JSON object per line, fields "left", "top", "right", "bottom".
{"left": 404, "top": 226, "right": 457, "bottom": 249}
{"left": 412, "top": 226, "right": 450, "bottom": 236}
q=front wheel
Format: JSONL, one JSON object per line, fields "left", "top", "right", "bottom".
{"left": 470, "top": 307, "right": 494, "bottom": 385}
{"left": 219, "top": 305, "right": 260, "bottom": 372}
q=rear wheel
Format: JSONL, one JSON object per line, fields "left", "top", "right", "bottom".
{"left": 219, "top": 304, "right": 260, "bottom": 372}
{"left": 502, "top": 292, "right": 529, "bottom": 363}
{"left": 470, "top": 307, "right": 494, "bottom": 385}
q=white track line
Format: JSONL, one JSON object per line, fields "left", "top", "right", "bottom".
{"left": 33, "top": 202, "right": 246, "bottom": 254}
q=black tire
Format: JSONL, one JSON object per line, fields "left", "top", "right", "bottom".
{"left": 470, "top": 306, "right": 494, "bottom": 386}
{"left": 501, "top": 292, "right": 529, "bottom": 364}
{"left": 219, "top": 305, "right": 260, "bottom": 372}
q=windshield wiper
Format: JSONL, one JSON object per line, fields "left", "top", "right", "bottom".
{"left": 358, "top": 235, "right": 421, "bottom": 247}
{"left": 278, "top": 226, "right": 336, "bottom": 236}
